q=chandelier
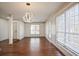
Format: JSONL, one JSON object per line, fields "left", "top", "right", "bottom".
{"left": 23, "top": 3, "right": 32, "bottom": 22}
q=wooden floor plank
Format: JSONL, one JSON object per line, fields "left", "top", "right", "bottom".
{"left": 0, "top": 37, "right": 64, "bottom": 56}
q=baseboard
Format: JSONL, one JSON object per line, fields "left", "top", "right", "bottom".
{"left": 0, "top": 39, "right": 8, "bottom": 42}
{"left": 0, "top": 39, "right": 20, "bottom": 44}
{"left": 24, "top": 36, "right": 45, "bottom": 38}
{"left": 0, "top": 38, "right": 8, "bottom": 42}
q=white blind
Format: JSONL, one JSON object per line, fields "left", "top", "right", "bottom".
{"left": 56, "top": 4, "right": 79, "bottom": 54}
{"left": 31, "top": 25, "right": 40, "bottom": 35}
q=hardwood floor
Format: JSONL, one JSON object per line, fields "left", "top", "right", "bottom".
{"left": 0, "top": 37, "right": 64, "bottom": 56}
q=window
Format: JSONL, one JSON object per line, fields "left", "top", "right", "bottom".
{"left": 48, "top": 21, "right": 52, "bottom": 39}
{"left": 31, "top": 25, "right": 40, "bottom": 35}
{"left": 56, "top": 4, "right": 79, "bottom": 54}
{"left": 56, "top": 13, "right": 65, "bottom": 44}
{"left": 65, "top": 4, "right": 79, "bottom": 54}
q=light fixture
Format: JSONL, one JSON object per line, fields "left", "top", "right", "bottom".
{"left": 23, "top": 3, "right": 32, "bottom": 22}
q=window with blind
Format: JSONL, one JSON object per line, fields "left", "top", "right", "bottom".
{"left": 31, "top": 25, "right": 40, "bottom": 35}
{"left": 56, "top": 13, "right": 65, "bottom": 44}
{"left": 56, "top": 4, "right": 79, "bottom": 54}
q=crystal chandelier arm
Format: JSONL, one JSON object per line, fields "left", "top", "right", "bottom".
{"left": 23, "top": 3, "right": 32, "bottom": 23}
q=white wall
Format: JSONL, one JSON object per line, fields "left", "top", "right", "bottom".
{"left": 19, "top": 21, "right": 24, "bottom": 39}
{"left": 0, "top": 18, "right": 9, "bottom": 41}
{"left": 24, "top": 22, "right": 45, "bottom": 37}
{"left": 0, "top": 18, "right": 24, "bottom": 41}
{"left": 13, "top": 20, "right": 24, "bottom": 40}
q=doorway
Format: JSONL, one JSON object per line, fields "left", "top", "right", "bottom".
{"left": 13, "top": 22, "right": 18, "bottom": 39}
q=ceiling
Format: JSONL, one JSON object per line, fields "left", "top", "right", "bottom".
{"left": 0, "top": 2, "right": 69, "bottom": 22}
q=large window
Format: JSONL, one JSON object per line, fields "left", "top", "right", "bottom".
{"left": 56, "top": 4, "right": 79, "bottom": 55}
{"left": 56, "top": 13, "right": 65, "bottom": 44}
{"left": 31, "top": 25, "right": 40, "bottom": 35}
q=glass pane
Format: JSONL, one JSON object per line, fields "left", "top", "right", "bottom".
{"left": 69, "top": 16, "right": 75, "bottom": 33}
{"left": 56, "top": 33, "right": 65, "bottom": 44}
{"left": 66, "top": 34, "right": 79, "bottom": 53}
{"left": 70, "top": 6, "right": 74, "bottom": 17}
{"left": 35, "top": 31, "right": 40, "bottom": 34}
{"left": 31, "top": 30, "right": 35, "bottom": 34}
{"left": 36, "top": 25, "right": 40, "bottom": 31}
{"left": 66, "top": 11, "right": 70, "bottom": 32}
{"left": 66, "top": 9, "right": 70, "bottom": 17}
{"left": 31, "top": 25, "right": 35, "bottom": 31}
{"left": 74, "top": 4, "right": 79, "bottom": 16}
{"left": 56, "top": 14, "right": 65, "bottom": 32}
{"left": 74, "top": 15, "right": 79, "bottom": 33}
{"left": 31, "top": 25, "right": 40, "bottom": 34}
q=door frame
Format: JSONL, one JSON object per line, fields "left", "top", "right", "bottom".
{"left": 13, "top": 21, "right": 18, "bottom": 39}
